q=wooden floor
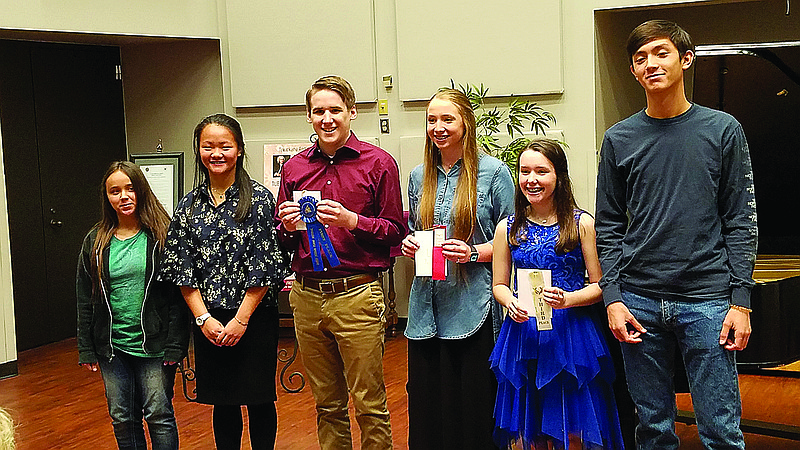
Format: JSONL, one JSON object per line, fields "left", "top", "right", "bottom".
{"left": 0, "top": 335, "right": 798, "bottom": 449}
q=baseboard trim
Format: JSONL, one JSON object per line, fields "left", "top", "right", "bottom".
{"left": 0, "top": 359, "right": 18, "bottom": 379}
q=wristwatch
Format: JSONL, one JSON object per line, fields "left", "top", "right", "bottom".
{"left": 195, "top": 312, "right": 211, "bottom": 326}
{"left": 468, "top": 245, "right": 479, "bottom": 263}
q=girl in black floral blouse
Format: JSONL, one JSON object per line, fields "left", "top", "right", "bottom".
{"left": 159, "top": 113, "right": 289, "bottom": 449}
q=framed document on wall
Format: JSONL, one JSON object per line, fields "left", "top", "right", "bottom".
{"left": 130, "top": 152, "right": 184, "bottom": 217}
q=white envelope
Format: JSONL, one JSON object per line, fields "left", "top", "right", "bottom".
{"left": 413, "top": 228, "right": 447, "bottom": 278}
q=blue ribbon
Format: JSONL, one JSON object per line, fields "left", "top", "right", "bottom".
{"left": 298, "top": 196, "right": 341, "bottom": 271}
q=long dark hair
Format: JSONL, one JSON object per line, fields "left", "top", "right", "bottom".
{"left": 91, "top": 161, "right": 171, "bottom": 292}
{"left": 192, "top": 113, "right": 252, "bottom": 222}
{"left": 509, "top": 139, "right": 580, "bottom": 254}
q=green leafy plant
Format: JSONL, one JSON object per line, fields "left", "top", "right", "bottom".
{"left": 450, "top": 80, "right": 557, "bottom": 170}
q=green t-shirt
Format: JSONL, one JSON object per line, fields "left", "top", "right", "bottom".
{"left": 108, "top": 230, "right": 162, "bottom": 358}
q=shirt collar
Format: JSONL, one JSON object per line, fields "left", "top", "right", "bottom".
{"left": 439, "top": 158, "right": 463, "bottom": 174}
{"left": 198, "top": 179, "right": 239, "bottom": 200}
{"left": 307, "top": 131, "right": 362, "bottom": 160}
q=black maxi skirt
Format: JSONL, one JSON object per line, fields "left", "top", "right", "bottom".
{"left": 407, "top": 318, "right": 500, "bottom": 450}
{"left": 193, "top": 302, "right": 279, "bottom": 405}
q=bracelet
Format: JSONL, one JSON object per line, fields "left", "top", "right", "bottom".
{"left": 234, "top": 317, "right": 248, "bottom": 327}
{"left": 729, "top": 304, "right": 752, "bottom": 314}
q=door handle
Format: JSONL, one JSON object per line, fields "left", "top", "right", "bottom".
{"left": 50, "top": 219, "right": 62, "bottom": 228}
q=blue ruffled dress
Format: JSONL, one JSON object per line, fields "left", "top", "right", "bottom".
{"left": 490, "top": 214, "right": 624, "bottom": 449}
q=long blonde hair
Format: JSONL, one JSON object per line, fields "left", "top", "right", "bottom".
{"left": 0, "top": 407, "right": 15, "bottom": 449}
{"left": 417, "top": 88, "right": 479, "bottom": 242}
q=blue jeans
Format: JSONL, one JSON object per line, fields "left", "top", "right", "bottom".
{"left": 619, "top": 290, "right": 744, "bottom": 450}
{"left": 99, "top": 352, "right": 179, "bottom": 450}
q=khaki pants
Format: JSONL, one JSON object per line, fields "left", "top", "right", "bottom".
{"left": 289, "top": 279, "right": 393, "bottom": 450}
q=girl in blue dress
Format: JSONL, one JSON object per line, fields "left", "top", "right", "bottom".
{"left": 490, "top": 139, "right": 624, "bottom": 449}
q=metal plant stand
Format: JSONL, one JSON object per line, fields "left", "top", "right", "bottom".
{"left": 277, "top": 337, "right": 305, "bottom": 393}
{"left": 178, "top": 333, "right": 198, "bottom": 402}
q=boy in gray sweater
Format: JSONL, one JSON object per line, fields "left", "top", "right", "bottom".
{"left": 596, "top": 20, "right": 757, "bottom": 450}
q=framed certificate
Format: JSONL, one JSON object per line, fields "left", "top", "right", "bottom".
{"left": 130, "top": 152, "right": 184, "bottom": 217}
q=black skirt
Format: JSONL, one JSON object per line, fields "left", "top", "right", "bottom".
{"left": 193, "top": 302, "right": 278, "bottom": 405}
{"left": 406, "top": 319, "right": 500, "bottom": 450}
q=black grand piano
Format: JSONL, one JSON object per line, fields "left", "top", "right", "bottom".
{"left": 673, "top": 42, "right": 800, "bottom": 441}
{"left": 693, "top": 42, "right": 800, "bottom": 370}
{"left": 742, "top": 255, "right": 800, "bottom": 368}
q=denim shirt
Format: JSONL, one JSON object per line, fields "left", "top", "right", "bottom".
{"left": 405, "top": 153, "right": 515, "bottom": 340}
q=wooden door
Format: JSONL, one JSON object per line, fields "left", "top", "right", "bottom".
{"left": 0, "top": 40, "right": 128, "bottom": 351}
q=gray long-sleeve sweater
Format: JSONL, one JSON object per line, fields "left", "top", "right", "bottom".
{"left": 595, "top": 104, "right": 758, "bottom": 308}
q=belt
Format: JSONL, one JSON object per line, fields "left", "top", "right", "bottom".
{"left": 297, "top": 273, "right": 378, "bottom": 294}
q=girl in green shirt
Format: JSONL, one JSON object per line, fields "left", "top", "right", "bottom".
{"left": 77, "top": 161, "right": 188, "bottom": 450}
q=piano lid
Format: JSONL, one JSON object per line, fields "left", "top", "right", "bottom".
{"left": 693, "top": 42, "right": 800, "bottom": 255}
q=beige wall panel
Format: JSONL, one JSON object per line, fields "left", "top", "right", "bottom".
{"left": 122, "top": 39, "right": 225, "bottom": 195}
{"left": 0, "top": 0, "right": 219, "bottom": 37}
{"left": 395, "top": 0, "right": 564, "bottom": 101}
{"left": 225, "top": 0, "right": 378, "bottom": 107}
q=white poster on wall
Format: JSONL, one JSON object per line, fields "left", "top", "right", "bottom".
{"left": 140, "top": 164, "right": 175, "bottom": 216}
{"left": 263, "top": 143, "right": 309, "bottom": 197}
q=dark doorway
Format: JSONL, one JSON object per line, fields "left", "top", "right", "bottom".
{"left": 0, "top": 40, "right": 128, "bottom": 351}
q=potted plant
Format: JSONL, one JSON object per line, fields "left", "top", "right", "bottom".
{"left": 451, "top": 80, "right": 558, "bottom": 170}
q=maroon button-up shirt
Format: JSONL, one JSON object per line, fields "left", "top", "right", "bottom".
{"left": 276, "top": 132, "right": 406, "bottom": 278}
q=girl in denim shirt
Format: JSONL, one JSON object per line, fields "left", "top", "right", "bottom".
{"left": 402, "top": 88, "right": 515, "bottom": 449}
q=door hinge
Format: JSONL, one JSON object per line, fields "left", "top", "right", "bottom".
{"left": 115, "top": 65, "right": 122, "bottom": 81}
